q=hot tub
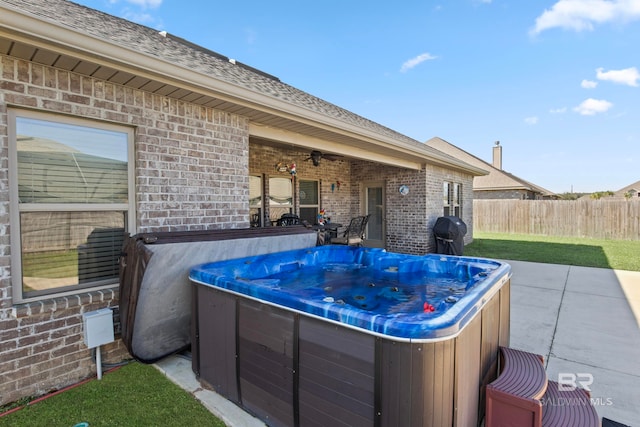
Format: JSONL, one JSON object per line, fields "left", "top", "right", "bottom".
{"left": 190, "top": 246, "right": 511, "bottom": 427}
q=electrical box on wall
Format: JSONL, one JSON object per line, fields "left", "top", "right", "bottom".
{"left": 82, "top": 308, "right": 115, "bottom": 349}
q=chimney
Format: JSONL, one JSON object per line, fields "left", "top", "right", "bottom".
{"left": 492, "top": 141, "right": 502, "bottom": 169}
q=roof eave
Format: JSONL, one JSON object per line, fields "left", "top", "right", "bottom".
{"left": 1, "top": 3, "right": 484, "bottom": 175}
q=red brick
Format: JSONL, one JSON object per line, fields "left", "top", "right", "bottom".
{"left": 3, "top": 93, "right": 37, "bottom": 107}
{"left": 15, "top": 352, "right": 50, "bottom": 369}
{"left": 61, "top": 93, "right": 90, "bottom": 105}
{"left": 0, "top": 347, "right": 30, "bottom": 365}
{"left": 51, "top": 342, "right": 80, "bottom": 358}
{"left": 0, "top": 366, "right": 32, "bottom": 383}
{"left": 41, "top": 99, "right": 73, "bottom": 113}
{"left": 0, "top": 81, "right": 25, "bottom": 92}
{"left": 18, "top": 331, "right": 50, "bottom": 347}
{"left": 34, "top": 319, "right": 66, "bottom": 334}
{"left": 32, "top": 337, "right": 64, "bottom": 354}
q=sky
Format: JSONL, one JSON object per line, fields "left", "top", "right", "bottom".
{"left": 72, "top": 0, "right": 640, "bottom": 194}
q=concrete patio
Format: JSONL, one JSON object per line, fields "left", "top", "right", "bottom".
{"left": 154, "top": 260, "right": 640, "bottom": 426}
{"left": 507, "top": 260, "right": 639, "bottom": 426}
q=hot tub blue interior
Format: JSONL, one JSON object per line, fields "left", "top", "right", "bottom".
{"left": 189, "top": 246, "right": 511, "bottom": 340}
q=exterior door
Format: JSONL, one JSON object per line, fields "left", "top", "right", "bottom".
{"left": 362, "top": 182, "right": 385, "bottom": 248}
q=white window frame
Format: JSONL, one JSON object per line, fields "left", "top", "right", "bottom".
{"left": 299, "top": 179, "right": 320, "bottom": 224}
{"left": 8, "top": 109, "right": 136, "bottom": 303}
{"left": 453, "top": 182, "right": 462, "bottom": 217}
{"left": 443, "top": 181, "right": 462, "bottom": 217}
{"left": 268, "top": 176, "right": 294, "bottom": 223}
{"left": 443, "top": 182, "right": 451, "bottom": 215}
{"left": 249, "top": 175, "right": 263, "bottom": 227}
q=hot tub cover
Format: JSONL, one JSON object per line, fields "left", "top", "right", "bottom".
{"left": 119, "top": 227, "right": 317, "bottom": 362}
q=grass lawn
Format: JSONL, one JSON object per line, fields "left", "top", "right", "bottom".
{"left": 0, "top": 362, "right": 225, "bottom": 427}
{"left": 465, "top": 232, "right": 640, "bottom": 272}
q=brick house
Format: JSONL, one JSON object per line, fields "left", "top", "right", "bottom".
{"left": 427, "top": 137, "right": 557, "bottom": 200}
{"left": 612, "top": 180, "right": 640, "bottom": 199}
{"left": 0, "top": 0, "right": 486, "bottom": 406}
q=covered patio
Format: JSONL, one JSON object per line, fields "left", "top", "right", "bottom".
{"left": 248, "top": 132, "right": 485, "bottom": 253}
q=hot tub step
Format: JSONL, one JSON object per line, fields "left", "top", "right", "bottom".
{"left": 541, "top": 380, "right": 599, "bottom": 427}
{"left": 485, "top": 346, "right": 547, "bottom": 426}
{"left": 485, "top": 346, "right": 600, "bottom": 427}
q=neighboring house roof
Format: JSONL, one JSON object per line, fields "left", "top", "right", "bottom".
{"left": 425, "top": 137, "right": 556, "bottom": 197}
{"left": 576, "top": 180, "right": 639, "bottom": 199}
{"left": 612, "top": 180, "right": 640, "bottom": 199}
{"left": 0, "top": 0, "right": 487, "bottom": 176}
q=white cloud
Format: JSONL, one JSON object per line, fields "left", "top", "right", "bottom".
{"left": 123, "top": 10, "right": 156, "bottom": 24}
{"left": 525, "top": 116, "right": 539, "bottom": 125}
{"left": 245, "top": 28, "right": 257, "bottom": 45}
{"left": 550, "top": 107, "right": 568, "bottom": 113}
{"left": 125, "top": 0, "right": 162, "bottom": 8}
{"left": 573, "top": 98, "right": 613, "bottom": 115}
{"left": 530, "top": 0, "right": 640, "bottom": 35}
{"left": 400, "top": 53, "right": 438, "bottom": 73}
{"left": 581, "top": 79, "right": 598, "bottom": 88}
{"left": 596, "top": 66, "right": 640, "bottom": 86}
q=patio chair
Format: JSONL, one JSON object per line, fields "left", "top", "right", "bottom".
{"left": 331, "top": 214, "right": 370, "bottom": 246}
{"left": 276, "top": 213, "right": 300, "bottom": 226}
{"left": 250, "top": 213, "right": 261, "bottom": 227}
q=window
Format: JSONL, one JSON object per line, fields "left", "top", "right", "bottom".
{"left": 299, "top": 180, "right": 319, "bottom": 224}
{"left": 249, "top": 175, "right": 263, "bottom": 227}
{"left": 9, "top": 110, "right": 134, "bottom": 302}
{"left": 268, "top": 177, "right": 293, "bottom": 223}
{"left": 443, "top": 181, "right": 462, "bottom": 217}
{"left": 443, "top": 182, "right": 451, "bottom": 215}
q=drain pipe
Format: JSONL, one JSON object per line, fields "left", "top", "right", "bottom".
{"left": 95, "top": 345, "right": 103, "bottom": 380}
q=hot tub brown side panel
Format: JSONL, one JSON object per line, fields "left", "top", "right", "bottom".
{"left": 453, "top": 313, "right": 482, "bottom": 427}
{"left": 298, "top": 317, "right": 376, "bottom": 427}
{"left": 499, "top": 280, "right": 511, "bottom": 348}
{"left": 238, "top": 300, "right": 296, "bottom": 427}
{"left": 192, "top": 278, "right": 511, "bottom": 427}
{"left": 378, "top": 279, "right": 511, "bottom": 427}
{"left": 379, "top": 339, "right": 456, "bottom": 426}
{"left": 192, "top": 286, "right": 239, "bottom": 403}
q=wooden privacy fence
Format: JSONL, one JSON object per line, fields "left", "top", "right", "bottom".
{"left": 473, "top": 199, "right": 640, "bottom": 240}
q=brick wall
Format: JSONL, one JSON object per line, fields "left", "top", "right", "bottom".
{"left": 0, "top": 54, "right": 250, "bottom": 406}
{"left": 249, "top": 143, "right": 353, "bottom": 224}
{"left": 351, "top": 162, "right": 474, "bottom": 254}
{"left": 1, "top": 290, "right": 127, "bottom": 405}
{"left": 427, "top": 163, "right": 475, "bottom": 246}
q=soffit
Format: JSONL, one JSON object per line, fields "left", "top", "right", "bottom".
{"left": 2, "top": 34, "right": 431, "bottom": 169}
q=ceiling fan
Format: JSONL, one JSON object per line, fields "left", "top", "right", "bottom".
{"left": 305, "top": 150, "right": 342, "bottom": 166}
